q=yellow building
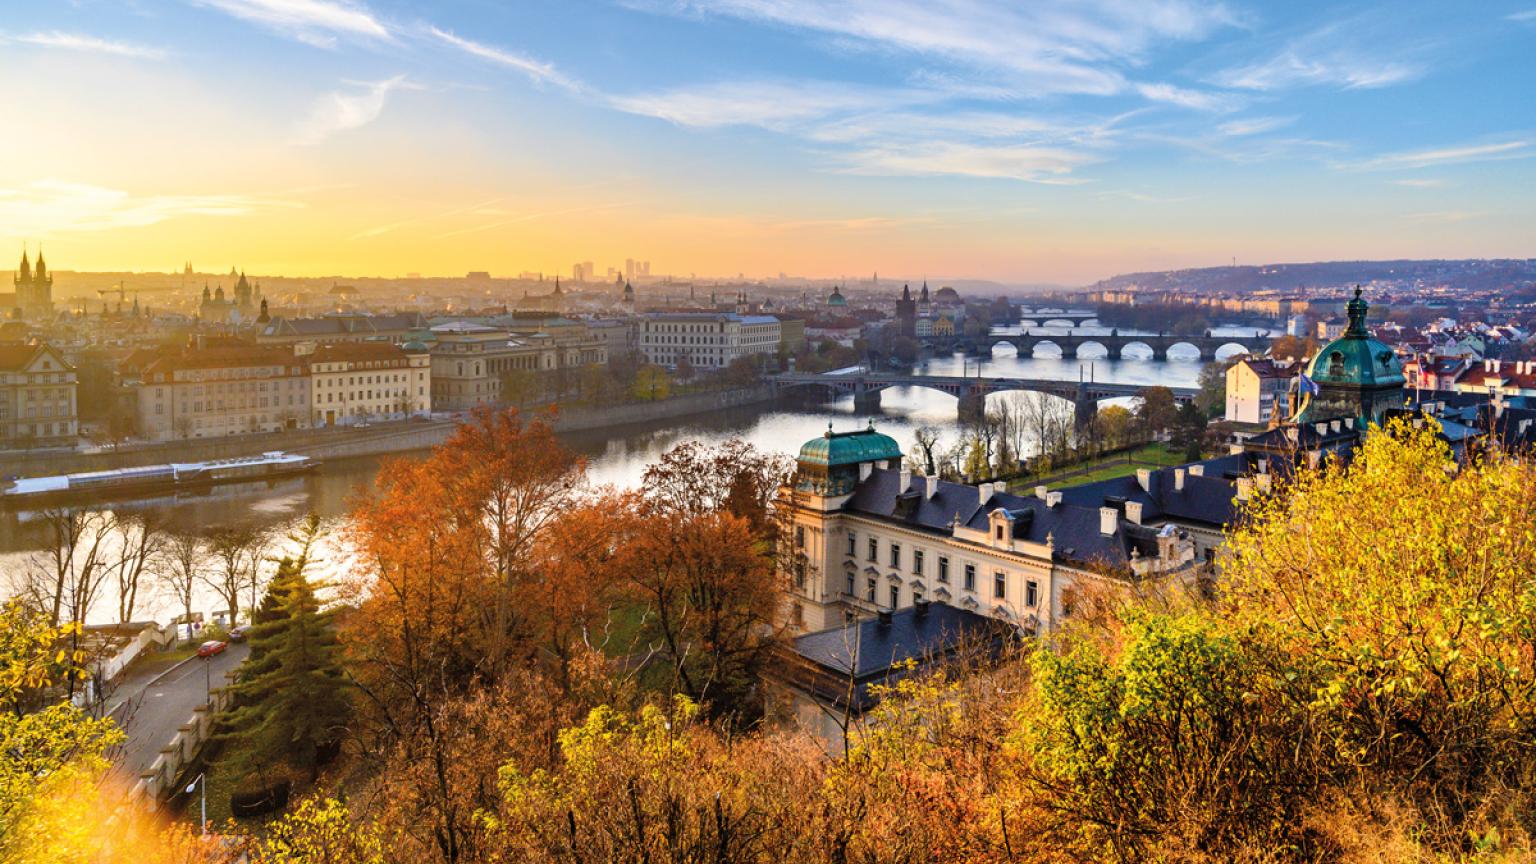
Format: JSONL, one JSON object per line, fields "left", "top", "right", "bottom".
{"left": 305, "top": 341, "right": 431, "bottom": 427}
{"left": 0, "top": 342, "right": 77, "bottom": 448}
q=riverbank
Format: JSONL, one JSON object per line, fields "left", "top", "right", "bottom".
{"left": 2, "top": 385, "right": 779, "bottom": 478}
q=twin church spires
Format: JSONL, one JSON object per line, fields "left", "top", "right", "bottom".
{"left": 12, "top": 246, "right": 54, "bottom": 320}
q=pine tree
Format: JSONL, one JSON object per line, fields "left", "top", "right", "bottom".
{"left": 219, "top": 520, "right": 348, "bottom": 780}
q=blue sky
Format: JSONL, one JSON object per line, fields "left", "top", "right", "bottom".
{"left": 1, "top": 0, "right": 1533, "bottom": 283}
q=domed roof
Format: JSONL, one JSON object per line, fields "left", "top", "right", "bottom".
{"left": 1305, "top": 287, "right": 1404, "bottom": 388}
{"left": 402, "top": 340, "right": 430, "bottom": 353}
{"left": 827, "top": 286, "right": 847, "bottom": 307}
{"left": 933, "top": 286, "right": 960, "bottom": 303}
{"left": 798, "top": 421, "right": 902, "bottom": 467}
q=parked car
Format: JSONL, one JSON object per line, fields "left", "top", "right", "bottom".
{"left": 197, "top": 640, "right": 227, "bottom": 658}
{"left": 228, "top": 625, "right": 250, "bottom": 643}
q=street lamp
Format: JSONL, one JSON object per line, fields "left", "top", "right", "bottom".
{"left": 203, "top": 655, "right": 211, "bottom": 700}
{"left": 186, "top": 772, "right": 206, "bottom": 835}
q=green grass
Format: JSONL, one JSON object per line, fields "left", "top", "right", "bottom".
{"left": 1007, "top": 443, "right": 1189, "bottom": 491}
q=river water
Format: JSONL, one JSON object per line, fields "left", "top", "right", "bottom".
{"left": 0, "top": 325, "right": 1267, "bottom": 622}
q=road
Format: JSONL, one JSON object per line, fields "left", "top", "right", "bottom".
{"left": 108, "top": 642, "right": 249, "bottom": 779}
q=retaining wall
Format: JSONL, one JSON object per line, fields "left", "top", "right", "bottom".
{"left": 129, "top": 672, "right": 236, "bottom": 809}
{"left": 4, "top": 386, "right": 779, "bottom": 476}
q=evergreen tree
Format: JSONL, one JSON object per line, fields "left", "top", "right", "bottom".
{"left": 219, "top": 518, "right": 348, "bottom": 780}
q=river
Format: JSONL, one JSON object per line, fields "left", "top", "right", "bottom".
{"left": 0, "top": 325, "right": 1267, "bottom": 623}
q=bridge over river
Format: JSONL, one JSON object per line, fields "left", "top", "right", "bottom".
{"left": 963, "top": 330, "right": 1273, "bottom": 361}
{"left": 770, "top": 372, "right": 1199, "bottom": 425}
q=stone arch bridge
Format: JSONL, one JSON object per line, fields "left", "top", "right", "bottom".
{"left": 771, "top": 372, "right": 1199, "bottom": 426}
{"left": 971, "top": 330, "right": 1269, "bottom": 361}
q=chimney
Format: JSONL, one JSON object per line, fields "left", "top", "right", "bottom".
{"left": 1135, "top": 468, "right": 1152, "bottom": 493}
{"left": 979, "top": 482, "right": 994, "bottom": 506}
{"left": 1187, "top": 465, "right": 1204, "bottom": 477}
{"left": 877, "top": 609, "right": 893, "bottom": 625}
{"left": 1257, "top": 458, "right": 1268, "bottom": 474}
{"left": 876, "top": 460, "right": 889, "bottom": 470}
{"left": 1344, "top": 418, "right": 1354, "bottom": 430}
{"left": 859, "top": 462, "right": 873, "bottom": 482}
{"left": 1315, "top": 422, "right": 1328, "bottom": 436}
{"left": 1236, "top": 477, "right": 1254, "bottom": 502}
{"left": 899, "top": 469, "right": 912, "bottom": 493}
{"left": 1034, "top": 485, "right": 1048, "bottom": 500}
{"left": 1099, "top": 507, "right": 1117, "bottom": 536}
{"left": 1046, "top": 490, "right": 1063, "bottom": 507}
{"left": 1256, "top": 473, "right": 1272, "bottom": 494}
{"left": 914, "top": 597, "right": 930, "bottom": 616}
{"left": 1330, "top": 419, "right": 1341, "bottom": 434}
{"left": 1124, "top": 501, "right": 1143, "bottom": 525}
{"left": 1174, "top": 468, "right": 1186, "bottom": 492}
{"left": 925, "top": 475, "right": 938, "bottom": 500}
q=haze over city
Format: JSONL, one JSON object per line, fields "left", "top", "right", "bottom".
{"left": 4, "top": 0, "right": 1534, "bottom": 283}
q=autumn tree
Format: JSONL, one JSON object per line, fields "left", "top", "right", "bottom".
{"left": 908, "top": 425, "right": 942, "bottom": 476}
{"left": 1134, "top": 385, "right": 1179, "bottom": 437}
{"left": 1194, "top": 359, "right": 1230, "bottom": 418}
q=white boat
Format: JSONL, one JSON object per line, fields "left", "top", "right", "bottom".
{"left": 2, "top": 451, "right": 319, "bottom": 506}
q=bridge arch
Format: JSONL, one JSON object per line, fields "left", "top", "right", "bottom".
{"left": 988, "top": 340, "right": 1021, "bottom": 358}
{"left": 1026, "top": 339, "right": 1065, "bottom": 358}
{"left": 1119, "top": 340, "right": 1156, "bottom": 360}
{"left": 1165, "top": 341, "right": 1209, "bottom": 361}
{"left": 1042, "top": 318, "right": 1078, "bottom": 328}
{"left": 1213, "top": 342, "right": 1252, "bottom": 360}
{"left": 1074, "top": 339, "right": 1110, "bottom": 359}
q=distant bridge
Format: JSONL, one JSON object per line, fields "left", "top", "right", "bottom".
{"left": 966, "top": 330, "right": 1271, "bottom": 362}
{"left": 770, "top": 371, "right": 1198, "bottom": 425}
{"left": 1010, "top": 308, "right": 1100, "bottom": 328}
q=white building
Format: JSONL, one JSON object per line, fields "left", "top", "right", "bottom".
{"left": 777, "top": 425, "right": 1238, "bottom": 635}
{"left": 638, "top": 312, "right": 781, "bottom": 370}
{"left": 306, "top": 341, "right": 431, "bottom": 427}
{"left": 1225, "top": 357, "right": 1295, "bottom": 426}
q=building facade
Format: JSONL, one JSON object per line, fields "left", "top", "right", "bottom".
{"left": 7, "top": 251, "right": 54, "bottom": 321}
{"left": 429, "top": 321, "right": 608, "bottom": 411}
{"left": 0, "top": 343, "right": 78, "bottom": 447}
{"left": 638, "top": 312, "right": 781, "bottom": 370}
{"left": 306, "top": 341, "right": 430, "bottom": 427}
{"left": 135, "top": 346, "right": 310, "bottom": 440}
{"left": 777, "top": 425, "right": 1223, "bottom": 635}
{"left": 1225, "top": 357, "right": 1294, "bottom": 425}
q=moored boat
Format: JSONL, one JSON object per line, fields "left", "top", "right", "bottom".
{"left": 1, "top": 451, "right": 319, "bottom": 507}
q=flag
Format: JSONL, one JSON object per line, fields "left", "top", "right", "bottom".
{"left": 1298, "top": 374, "right": 1320, "bottom": 396}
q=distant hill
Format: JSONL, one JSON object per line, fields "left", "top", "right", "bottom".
{"left": 1088, "top": 259, "right": 1536, "bottom": 295}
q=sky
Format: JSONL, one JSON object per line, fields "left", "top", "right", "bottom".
{"left": 1, "top": 0, "right": 1533, "bottom": 285}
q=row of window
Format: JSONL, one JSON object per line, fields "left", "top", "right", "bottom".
{"left": 317, "top": 373, "right": 416, "bottom": 387}
{"left": 844, "top": 528, "right": 1040, "bottom": 606}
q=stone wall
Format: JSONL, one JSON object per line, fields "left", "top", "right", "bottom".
{"left": 130, "top": 671, "right": 236, "bottom": 809}
{"left": 4, "top": 386, "right": 778, "bottom": 477}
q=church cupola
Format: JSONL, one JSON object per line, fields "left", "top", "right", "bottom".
{"left": 1296, "top": 286, "right": 1405, "bottom": 428}
{"left": 793, "top": 421, "right": 904, "bottom": 497}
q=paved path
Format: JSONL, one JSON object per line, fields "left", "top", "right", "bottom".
{"left": 108, "top": 643, "right": 249, "bottom": 779}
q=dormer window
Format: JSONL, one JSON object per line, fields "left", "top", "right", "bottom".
{"left": 994, "top": 524, "right": 1004, "bottom": 540}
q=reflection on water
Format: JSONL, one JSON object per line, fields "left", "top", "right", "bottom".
{"left": 0, "top": 325, "right": 1270, "bottom": 621}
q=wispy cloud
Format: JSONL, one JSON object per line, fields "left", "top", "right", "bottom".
{"left": 1135, "top": 82, "right": 1238, "bottom": 112}
{"left": 838, "top": 142, "right": 1098, "bottom": 183}
{"left": 1214, "top": 23, "right": 1420, "bottom": 91}
{"left": 0, "top": 180, "right": 300, "bottom": 235}
{"left": 348, "top": 197, "right": 505, "bottom": 241}
{"left": 428, "top": 26, "right": 579, "bottom": 91}
{"left": 293, "top": 75, "right": 412, "bottom": 144}
{"left": 3, "top": 31, "right": 166, "bottom": 59}
{"left": 1508, "top": 9, "right": 1536, "bottom": 22}
{"left": 636, "top": 0, "right": 1235, "bottom": 98}
{"left": 190, "top": 0, "right": 390, "bottom": 46}
{"left": 1391, "top": 178, "right": 1449, "bottom": 188}
{"left": 1346, "top": 139, "right": 1530, "bottom": 171}
{"left": 1217, "top": 115, "right": 1295, "bottom": 137}
{"left": 609, "top": 80, "right": 910, "bottom": 130}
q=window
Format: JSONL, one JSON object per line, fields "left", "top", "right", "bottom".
{"left": 964, "top": 563, "right": 976, "bottom": 592}
{"left": 913, "top": 549, "right": 924, "bottom": 575}
{"left": 938, "top": 556, "right": 949, "bottom": 583}
{"left": 889, "top": 543, "right": 901, "bottom": 569}
{"left": 846, "top": 572, "right": 855, "bottom": 596}
{"left": 994, "top": 571, "right": 1006, "bottom": 599}
{"left": 793, "top": 559, "right": 806, "bottom": 589}
{"left": 794, "top": 526, "right": 805, "bottom": 548}
{"left": 866, "top": 578, "right": 876, "bottom": 602}
{"left": 846, "top": 531, "right": 856, "bottom": 556}
{"left": 995, "top": 524, "right": 1004, "bottom": 540}
{"left": 792, "top": 602, "right": 804, "bottom": 626}
{"left": 867, "top": 536, "right": 878, "bottom": 561}
{"left": 889, "top": 585, "right": 900, "bottom": 610}
{"left": 1026, "top": 580, "right": 1039, "bottom": 608}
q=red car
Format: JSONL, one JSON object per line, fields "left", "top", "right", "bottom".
{"left": 197, "top": 640, "right": 227, "bottom": 658}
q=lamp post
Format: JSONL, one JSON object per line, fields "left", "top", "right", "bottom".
{"left": 186, "top": 772, "right": 206, "bottom": 835}
{"left": 203, "top": 654, "right": 211, "bottom": 700}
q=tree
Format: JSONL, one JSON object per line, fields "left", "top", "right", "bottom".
{"left": 499, "top": 368, "right": 539, "bottom": 408}
{"left": 632, "top": 365, "right": 670, "bottom": 401}
{"left": 909, "top": 425, "right": 942, "bottom": 476}
{"left": 1093, "top": 404, "right": 1137, "bottom": 450}
{"left": 1134, "top": 386, "right": 1179, "bottom": 437}
{"left": 890, "top": 336, "right": 920, "bottom": 365}
{"left": 158, "top": 532, "right": 204, "bottom": 641}
{"left": 110, "top": 514, "right": 163, "bottom": 624}
{"left": 673, "top": 354, "right": 695, "bottom": 382}
{"left": 724, "top": 355, "right": 762, "bottom": 387}
{"left": 251, "top": 797, "right": 384, "bottom": 864}
{"left": 1194, "top": 359, "right": 1229, "bottom": 418}
{"left": 1221, "top": 419, "right": 1536, "bottom": 845}
{"left": 1267, "top": 334, "right": 1317, "bottom": 364}
{"left": 220, "top": 548, "right": 349, "bottom": 781}
{"left": 640, "top": 438, "right": 790, "bottom": 536}
{"left": 1171, "top": 400, "right": 1208, "bottom": 460}
{"left": 203, "top": 525, "right": 262, "bottom": 624}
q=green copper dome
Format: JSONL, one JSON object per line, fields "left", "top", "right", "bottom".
{"left": 827, "top": 286, "right": 848, "bottom": 307}
{"left": 798, "top": 422, "right": 902, "bottom": 468}
{"left": 1305, "top": 287, "right": 1404, "bottom": 388}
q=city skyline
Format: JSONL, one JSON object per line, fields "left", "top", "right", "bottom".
{"left": 2, "top": 0, "right": 1533, "bottom": 284}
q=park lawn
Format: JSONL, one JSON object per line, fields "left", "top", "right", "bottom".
{"left": 1009, "top": 443, "right": 1188, "bottom": 491}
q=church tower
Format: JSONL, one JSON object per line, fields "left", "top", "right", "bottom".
{"left": 14, "top": 248, "right": 54, "bottom": 320}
